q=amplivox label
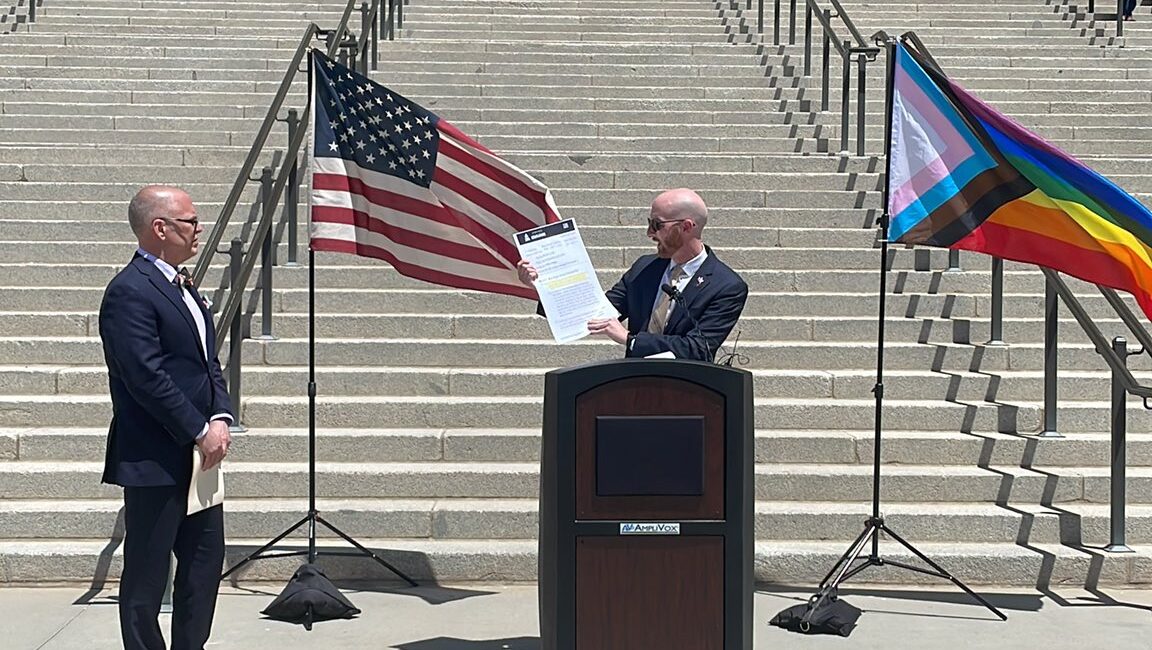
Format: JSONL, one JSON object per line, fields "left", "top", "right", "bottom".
{"left": 619, "top": 522, "right": 681, "bottom": 535}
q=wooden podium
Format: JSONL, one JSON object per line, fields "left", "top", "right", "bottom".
{"left": 538, "top": 359, "right": 753, "bottom": 650}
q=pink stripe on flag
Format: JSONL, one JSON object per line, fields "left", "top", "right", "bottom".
{"left": 889, "top": 63, "right": 978, "bottom": 217}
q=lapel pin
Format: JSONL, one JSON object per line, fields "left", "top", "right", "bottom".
{"left": 697, "top": 276, "right": 704, "bottom": 285}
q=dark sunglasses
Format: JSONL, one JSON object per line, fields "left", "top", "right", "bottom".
{"left": 647, "top": 218, "right": 687, "bottom": 232}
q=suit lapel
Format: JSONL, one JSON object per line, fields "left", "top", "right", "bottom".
{"left": 665, "top": 251, "right": 717, "bottom": 333}
{"left": 134, "top": 256, "right": 209, "bottom": 366}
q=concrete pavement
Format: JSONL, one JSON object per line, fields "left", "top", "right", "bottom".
{"left": 6, "top": 582, "right": 1152, "bottom": 649}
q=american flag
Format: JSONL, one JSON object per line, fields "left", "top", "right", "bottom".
{"left": 308, "top": 50, "right": 560, "bottom": 299}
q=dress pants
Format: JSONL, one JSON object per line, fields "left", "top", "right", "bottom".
{"left": 120, "top": 486, "right": 225, "bottom": 650}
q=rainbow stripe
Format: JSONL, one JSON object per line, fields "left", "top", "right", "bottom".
{"left": 888, "top": 42, "right": 1152, "bottom": 319}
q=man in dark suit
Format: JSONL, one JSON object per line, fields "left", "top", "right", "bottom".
{"left": 518, "top": 188, "right": 748, "bottom": 362}
{"left": 100, "top": 185, "right": 233, "bottom": 650}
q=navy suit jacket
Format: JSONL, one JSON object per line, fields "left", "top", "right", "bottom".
{"left": 99, "top": 254, "right": 233, "bottom": 488}
{"left": 609, "top": 247, "right": 748, "bottom": 362}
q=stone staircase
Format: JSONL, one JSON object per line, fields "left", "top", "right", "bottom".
{"left": 0, "top": 0, "right": 1150, "bottom": 586}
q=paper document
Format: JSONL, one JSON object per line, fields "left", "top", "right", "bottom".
{"left": 188, "top": 449, "right": 224, "bottom": 515}
{"left": 516, "top": 219, "right": 619, "bottom": 343}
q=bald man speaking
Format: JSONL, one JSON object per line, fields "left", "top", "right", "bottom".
{"left": 519, "top": 188, "right": 749, "bottom": 362}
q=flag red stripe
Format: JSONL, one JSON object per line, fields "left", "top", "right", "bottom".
{"left": 955, "top": 221, "right": 1152, "bottom": 319}
{"left": 437, "top": 118, "right": 497, "bottom": 157}
{"left": 311, "top": 204, "right": 504, "bottom": 268}
{"left": 438, "top": 135, "right": 548, "bottom": 227}
{"left": 311, "top": 237, "right": 538, "bottom": 299}
{"left": 432, "top": 163, "right": 539, "bottom": 234}
{"left": 438, "top": 202, "right": 522, "bottom": 266}
{"left": 313, "top": 172, "right": 448, "bottom": 226}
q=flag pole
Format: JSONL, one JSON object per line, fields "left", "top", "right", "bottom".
{"left": 221, "top": 47, "right": 416, "bottom": 590}
{"left": 793, "top": 33, "right": 1007, "bottom": 626}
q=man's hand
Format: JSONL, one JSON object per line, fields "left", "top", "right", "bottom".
{"left": 516, "top": 260, "right": 539, "bottom": 287}
{"left": 197, "top": 420, "right": 232, "bottom": 470}
{"left": 588, "top": 318, "right": 628, "bottom": 344}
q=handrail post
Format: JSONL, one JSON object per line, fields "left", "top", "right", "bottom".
{"left": 29, "top": 0, "right": 36, "bottom": 22}
{"left": 1116, "top": 0, "right": 1124, "bottom": 38}
{"left": 856, "top": 50, "right": 866, "bottom": 156}
{"left": 386, "top": 0, "right": 395, "bottom": 40}
{"left": 257, "top": 167, "right": 278, "bottom": 341}
{"left": 840, "top": 43, "right": 850, "bottom": 154}
{"left": 1039, "top": 275, "right": 1062, "bottom": 437}
{"left": 773, "top": 0, "right": 781, "bottom": 45}
{"left": 946, "top": 248, "right": 961, "bottom": 272}
{"left": 1104, "top": 336, "right": 1134, "bottom": 553}
{"left": 803, "top": 2, "right": 813, "bottom": 76}
{"left": 986, "top": 257, "right": 1005, "bottom": 345}
{"left": 821, "top": 10, "right": 830, "bottom": 111}
{"left": 225, "top": 238, "right": 246, "bottom": 433}
{"left": 1089, "top": 0, "right": 1096, "bottom": 12}
{"left": 285, "top": 109, "right": 302, "bottom": 267}
{"left": 397, "top": 0, "right": 403, "bottom": 31}
{"left": 789, "top": 0, "right": 797, "bottom": 44}
{"left": 758, "top": 0, "right": 764, "bottom": 35}
{"left": 359, "top": 2, "right": 370, "bottom": 75}
{"left": 371, "top": 0, "right": 379, "bottom": 70}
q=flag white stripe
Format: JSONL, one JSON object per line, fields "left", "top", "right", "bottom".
{"left": 312, "top": 155, "right": 443, "bottom": 207}
{"left": 435, "top": 154, "right": 543, "bottom": 231}
{"left": 439, "top": 131, "right": 551, "bottom": 218}
{"left": 439, "top": 130, "right": 551, "bottom": 194}
{"left": 310, "top": 187, "right": 488, "bottom": 251}
{"left": 310, "top": 222, "right": 518, "bottom": 282}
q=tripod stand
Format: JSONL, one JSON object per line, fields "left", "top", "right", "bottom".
{"left": 221, "top": 248, "right": 416, "bottom": 587}
{"left": 802, "top": 34, "right": 1005, "bottom": 624}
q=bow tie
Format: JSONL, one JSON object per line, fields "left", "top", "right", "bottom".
{"left": 173, "top": 267, "right": 195, "bottom": 291}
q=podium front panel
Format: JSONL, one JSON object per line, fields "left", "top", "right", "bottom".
{"left": 575, "top": 376, "right": 724, "bottom": 520}
{"left": 575, "top": 536, "right": 724, "bottom": 649}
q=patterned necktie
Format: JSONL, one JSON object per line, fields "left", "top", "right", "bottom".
{"left": 647, "top": 265, "right": 685, "bottom": 334}
{"left": 173, "top": 267, "right": 194, "bottom": 292}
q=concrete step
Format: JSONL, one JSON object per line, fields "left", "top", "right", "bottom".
{"left": 2, "top": 497, "right": 1151, "bottom": 546}
{"left": 0, "top": 537, "right": 1146, "bottom": 584}
{"left": 0, "top": 262, "right": 1096, "bottom": 296}
{"left": 0, "top": 242, "right": 963, "bottom": 268}
{"left": 8, "top": 427, "right": 1152, "bottom": 468}
{"left": 12, "top": 391, "right": 1149, "bottom": 431}
{"left": 5, "top": 355, "right": 1151, "bottom": 402}
{"left": 0, "top": 305, "right": 1129, "bottom": 344}
{"left": 2, "top": 459, "right": 1151, "bottom": 503}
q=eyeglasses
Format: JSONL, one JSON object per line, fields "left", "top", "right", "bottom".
{"left": 162, "top": 216, "right": 200, "bottom": 228}
{"left": 647, "top": 218, "right": 687, "bottom": 232}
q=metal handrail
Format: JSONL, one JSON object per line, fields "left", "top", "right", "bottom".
{"left": 826, "top": 0, "right": 867, "bottom": 46}
{"left": 206, "top": 0, "right": 390, "bottom": 351}
{"left": 191, "top": 0, "right": 363, "bottom": 286}
{"left": 793, "top": 0, "right": 878, "bottom": 155}
{"left": 1042, "top": 269, "right": 1152, "bottom": 400}
{"left": 894, "top": 32, "right": 1149, "bottom": 550}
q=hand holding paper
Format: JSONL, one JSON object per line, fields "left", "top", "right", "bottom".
{"left": 515, "top": 219, "right": 619, "bottom": 343}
